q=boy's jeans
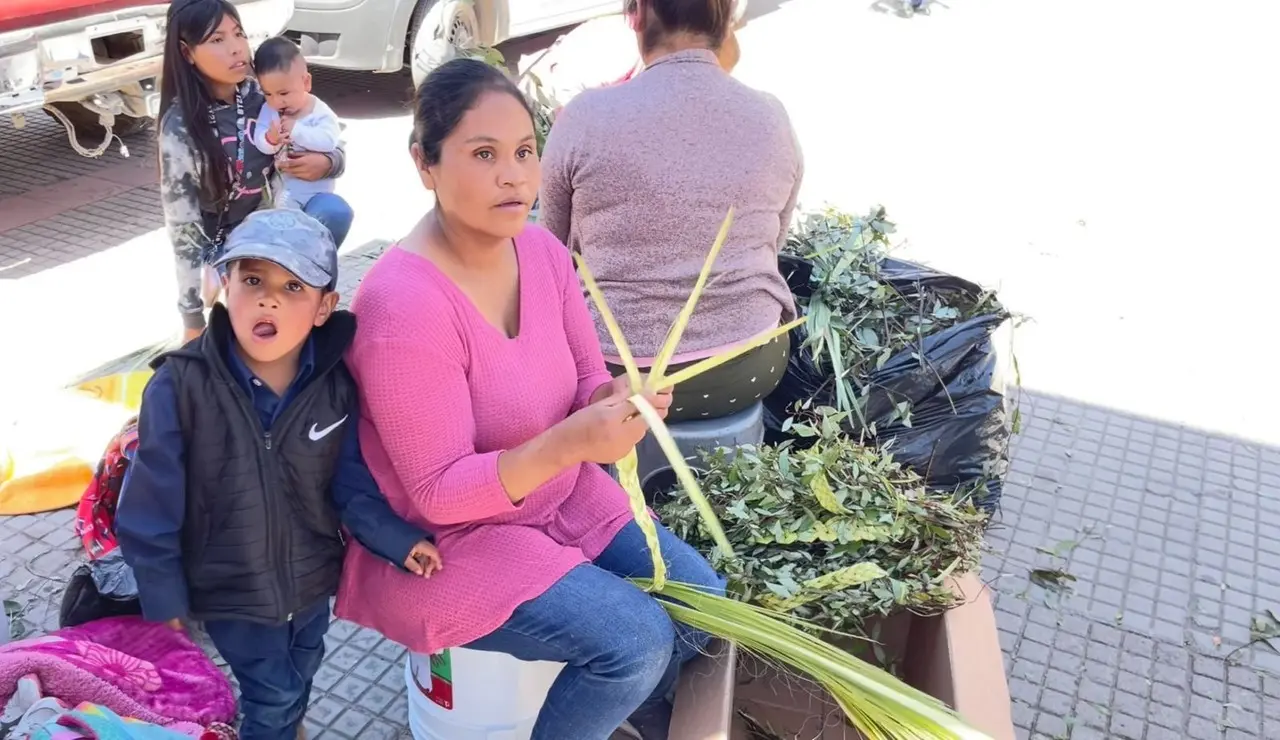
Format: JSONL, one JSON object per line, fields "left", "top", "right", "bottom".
{"left": 465, "top": 521, "right": 726, "bottom": 740}
{"left": 204, "top": 599, "right": 331, "bottom": 740}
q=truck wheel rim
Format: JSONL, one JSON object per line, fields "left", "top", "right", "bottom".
{"left": 446, "top": 3, "right": 477, "bottom": 49}
{"left": 413, "top": 0, "right": 479, "bottom": 83}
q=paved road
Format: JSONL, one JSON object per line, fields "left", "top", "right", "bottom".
{"left": 1, "top": 1, "right": 1278, "bottom": 738}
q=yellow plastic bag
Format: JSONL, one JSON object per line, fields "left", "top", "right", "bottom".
{"left": 71, "top": 370, "right": 152, "bottom": 413}
{"left": 0, "top": 371, "right": 151, "bottom": 515}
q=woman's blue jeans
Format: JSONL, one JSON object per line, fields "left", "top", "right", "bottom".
{"left": 465, "top": 520, "right": 725, "bottom": 740}
{"left": 301, "top": 192, "right": 354, "bottom": 247}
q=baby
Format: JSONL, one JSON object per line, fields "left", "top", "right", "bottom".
{"left": 251, "top": 36, "right": 342, "bottom": 210}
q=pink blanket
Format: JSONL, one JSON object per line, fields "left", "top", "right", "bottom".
{"left": 0, "top": 617, "right": 235, "bottom": 728}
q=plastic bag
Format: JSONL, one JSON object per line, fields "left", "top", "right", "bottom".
{"left": 0, "top": 373, "right": 148, "bottom": 516}
{"left": 58, "top": 562, "right": 141, "bottom": 629}
{"left": 764, "top": 257, "right": 1011, "bottom": 511}
{"left": 90, "top": 549, "right": 139, "bottom": 600}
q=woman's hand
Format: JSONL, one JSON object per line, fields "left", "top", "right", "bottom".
{"left": 561, "top": 391, "right": 669, "bottom": 465}
{"left": 630, "top": 384, "right": 673, "bottom": 421}
{"left": 608, "top": 377, "right": 673, "bottom": 419}
{"left": 277, "top": 151, "right": 333, "bottom": 182}
{"left": 497, "top": 385, "right": 670, "bottom": 502}
{"left": 182, "top": 326, "right": 203, "bottom": 344}
{"left": 595, "top": 376, "right": 673, "bottom": 420}
{"left": 597, "top": 375, "right": 635, "bottom": 403}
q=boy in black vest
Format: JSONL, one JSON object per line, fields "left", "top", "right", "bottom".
{"left": 117, "top": 209, "right": 441, "bottom": 740}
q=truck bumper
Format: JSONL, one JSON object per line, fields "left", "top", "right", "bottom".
{"left": 0, "top": 37, "right": 42, "bottom": 116}
{"left": 286, "top": 0, "right": 404, "bottom": 74}
{"left": 0, "top": 0, "right": 294, "bottom": 119}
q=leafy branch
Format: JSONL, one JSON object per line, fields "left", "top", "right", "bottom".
{"left": 1225, "top": 609, "right": 1280, "bottom": 662}
{"left": 658, "top": 409, "right": 988, "bottom": 639}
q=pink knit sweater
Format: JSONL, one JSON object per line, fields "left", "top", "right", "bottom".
{"left": 334, "top": 224, "right": 634, "bottom": 654}
{"left": 539, "top": 49, "right": 804, "bottom": 363}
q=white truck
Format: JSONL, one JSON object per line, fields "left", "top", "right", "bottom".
{"left": 283, "top": 0, "right": 616, "bottom": 88}
{"left": 0, "top": 0, "right": 294, "bottom": 157}
{"left": 283, "top": 0, "right": 745, "bottom": 88}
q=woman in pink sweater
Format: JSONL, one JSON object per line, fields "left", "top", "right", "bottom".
{"left": 334, "top": 59, "right": 724, "bottom": 740}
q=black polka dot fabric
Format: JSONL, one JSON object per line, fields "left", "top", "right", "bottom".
{"left": 608, "top": 334, "right": 792, "bottom": 422}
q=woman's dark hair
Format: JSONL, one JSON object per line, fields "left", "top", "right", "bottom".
{"left": 159, "top": 0, "right": 242, "bottom": 205}
{"left": 412, "top": 58, "right": 535, "bottom": 167}
{"left": 632, "top": 0, "right": 732, "bottom": 52}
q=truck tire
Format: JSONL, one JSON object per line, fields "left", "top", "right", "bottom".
{"left": 46, "top": 102, "right": 150, "bottom": 141}
{"left": 409, "top": 0, "right": 480, "bottom": 89}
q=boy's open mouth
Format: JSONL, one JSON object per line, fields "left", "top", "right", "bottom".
{"left": 252, "top": 320, "right": 277, "bottom": 339}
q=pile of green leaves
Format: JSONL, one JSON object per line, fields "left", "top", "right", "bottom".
{"left": 658, "top": 410, "right": 988, "bottom": 637}
{"left": 785, "top": 207, "right": 1003, "bottom": 428}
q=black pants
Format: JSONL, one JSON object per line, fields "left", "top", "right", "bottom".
{"left": 203, "top": 599, "right": 330, "bottom": 740}
{"left": 608, "top": 333, "right": 791, "bottom": 422}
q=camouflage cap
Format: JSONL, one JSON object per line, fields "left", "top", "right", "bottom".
{"left": 213, "top": 208, "right": 338, "bottom": 290}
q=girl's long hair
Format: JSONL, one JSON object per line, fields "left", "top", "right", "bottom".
{"left": 159, "top": 0, "right": 243, "bottom": 205}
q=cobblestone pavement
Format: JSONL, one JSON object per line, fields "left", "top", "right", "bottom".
{"left": 988, "top": 394, "right": 1280, "bottom": 739}
{"left": 3, "top": 34, "right": 1280, "bottom": 740}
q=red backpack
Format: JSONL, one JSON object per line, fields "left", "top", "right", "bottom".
{"left": 74, "top": 416, "right": 140, "bottom": 560}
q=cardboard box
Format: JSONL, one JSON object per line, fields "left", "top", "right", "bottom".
{"left": 731, "top": 573, "right": 1015, "bottom": 740}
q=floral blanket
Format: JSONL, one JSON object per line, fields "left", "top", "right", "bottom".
{"left": 0, "top": 618, "right": 234, "bottom": 731}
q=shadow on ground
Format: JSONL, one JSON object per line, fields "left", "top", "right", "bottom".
{"left": 0, "top": 178, "right": 161, "bottom": 281}
{"left": 0, "top": 114, "right": 153, "bottom": 201}
{"left": 313, "top": 68, "right": 416, "bottom": 121}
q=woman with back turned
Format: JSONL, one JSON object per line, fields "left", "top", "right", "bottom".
{"left": 540, "top": 0, "right": 803, "bottom": 423}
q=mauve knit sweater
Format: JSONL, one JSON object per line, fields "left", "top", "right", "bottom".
{"left": 334, "top": 225, "right": 637, "bottom": 654}
{"left": 540, "top": 49, "right": 804, "bottom": 362}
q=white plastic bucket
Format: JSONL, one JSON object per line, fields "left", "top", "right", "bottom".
{"left": 404, "top": 649, "right": 565, "bottom": 740}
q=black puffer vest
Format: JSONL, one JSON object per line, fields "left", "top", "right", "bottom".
{"left": 152, "top": 304, "right": 357, "bottom": 624}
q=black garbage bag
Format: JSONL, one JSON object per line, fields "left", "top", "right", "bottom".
{"left": 765, "top": 256, "right": 1011, "bottom": 511}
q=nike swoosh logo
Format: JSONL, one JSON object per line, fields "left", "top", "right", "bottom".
{"left": 308, "top": 415, "right": 348, "bottom": 441}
